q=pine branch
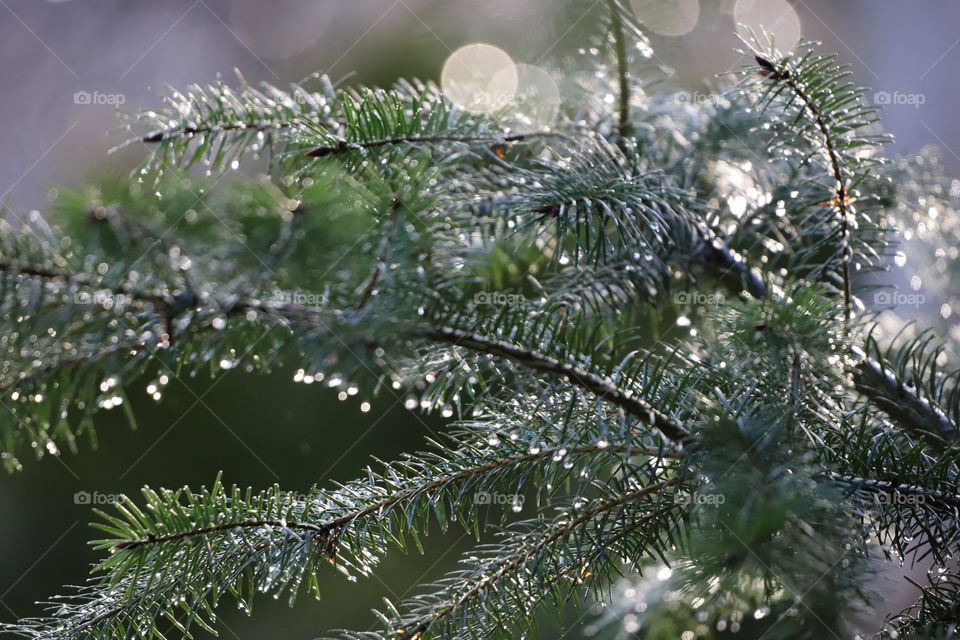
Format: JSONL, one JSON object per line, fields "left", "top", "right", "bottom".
{"left": 821, "top": 419, "right": 960, "bottom": 568}
{"left": 607, "top": 0, "right": 633, "bottom": 139}
{"left": 742, "top": 40, "right": 887, "bottom": 316}
{"left": 7, "top": 7, "right": 959, "bottom": 640}
{"left": 0, "top": 258, "right": 172, "bottom": 309}
{"left": 690, "top": 224, "right": 768, "bottom": 299}
{"left": 854, "top": 358, "right": 959, "bottom": 447}
{"left": 305, "top": 131, "right": 565, "bottom": 158}
{"left": 113, "top": 443, "right": 640, "bottom": 552}
{"left": 8, "top": 417, "right": 669, "bottom": 639}
{"left": 362, "top": 478, "right": 681, "bottom": 640}
{"left": 888, "top": 570, "right": 960, "bottom": 637}
{"left": 425, "top": 326, "right": 691, "bottom": 444}
{"left": 824, "top": 471, "right": 960, "bottom": 510}
{"left": 753, "top": 51, "right": 854, "bottom": 316}
{"left": 854, "top": 331, "right": 960, "bottom": 449}
{"left": 120, "top": 72, "right": 341, "bottom": 174}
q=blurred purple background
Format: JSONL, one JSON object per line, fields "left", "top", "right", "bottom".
{"left": 2, "top": 0, "right": 959, "bottom": 216}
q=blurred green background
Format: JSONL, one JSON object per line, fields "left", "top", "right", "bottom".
{"left": 0, "top": 368, "right": 457, "bottom": 638}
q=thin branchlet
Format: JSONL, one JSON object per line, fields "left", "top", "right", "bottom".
{"left": 824, "top": 471, "right": 960, "bottom": 510}
{"left": 608, "top": 0, "right": 633, "bottom": 139}
{"left": 853, "top": 358, "right": 959, "bottom": 447}
{"left": 111, "top": 444, "right": 646, "bottom": 551}
{"left": 395, "top": 478, "right": 680, "bottom": 639}
{"left": 305, "top": 132, "right": 566, "bottom": 158}
{"left": 354, "top": 196, "right": 404, "bottom": 311}
{"left": 426, "top": 326, "right": 691, "bottom": 444}
{"left": 753, "top": 52, "right": 853, "bottom": 318}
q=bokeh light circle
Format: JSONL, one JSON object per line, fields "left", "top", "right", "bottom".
{"left": 735, "top": 0, "right": 802, "bottom": 50}
{"left": 630, "top": 0, "right": 700, "bottom": 37}
{"left": 492, "top": 64, "right": 560, "bottom": 128}
{"left": 441, "top": 43, "right": 518, "bottom": 114}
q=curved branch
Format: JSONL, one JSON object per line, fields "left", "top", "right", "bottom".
{"left": 755, "top": 54, "right": 852, "bottom": 317}
{"left": 111, "top": 444, "right": 657, "bottom": 551}
{"left": 691, "top": 227, "right": 767, "bottom": 299}
{"left": 142, "top": 116, "right": 341, "bottom": 144}
{"left": 824, "top": 471, "right": 960, "bottom": 509}
{"left": 305, "top": 132, "right": 566, "bottom": 158}
{"left": 398, "top": 477, "right": 680, "bottom": 639}
{"left": 426, "top": 326, "right": 692, "bottom": 444}
{"left": 608, "top": 0, "right": 633, "bottom": 139}
{"left": 852, "top": 358, "right": 959, "bottom": 448}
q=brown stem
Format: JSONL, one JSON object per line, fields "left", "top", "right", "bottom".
{"left": 759, "top": 56, "right": 853, "bottom": 318}
{"left": 142, "top": 116, "right": 341, "bottom": 144}
{"left": 402, "top": 478, "right": 680, "bottom": 638}
{"left": 427, "top": 326, "right": 691, "bottom": 444}
{"left": 824, "top": 471, "right": 960, "bottom": 509}
{"left": 608, "top": 0, "right": 633, "bottom": 139}
{"left": 112, "top": 444, "right": 663, "bottom": 551}
{"left": 305, "top": 132, "right": 565, "bottom": 158}
{"left": 354, "top": 197, "right": 403, "bottom": 311}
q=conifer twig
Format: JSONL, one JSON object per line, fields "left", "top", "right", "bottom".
{"left": 395, "top": 477, "right": 680, "bottom": 639}
{"left": 305, "top": 132, "right": 567, "bottom": 158}
{"left": 111, "top": 444, "right": 666, "bottom": 551}
{"left": 853, "top": 358, "right": 959, "bottom": 447}
{"left": 754, "top": 53, "right": 853, "bottom": 318}
{"left": 608, "top": 0, "right": 633, "bottom": 139}
{"left": 426, "top": 326, "right": 691, "bottom": 444}
{"left": 824, "top": 471, "right": 960, "bottom": 509}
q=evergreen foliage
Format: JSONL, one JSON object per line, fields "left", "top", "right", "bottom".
{"left": 3, "top": 3, "right": 960, "bottom": 639}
